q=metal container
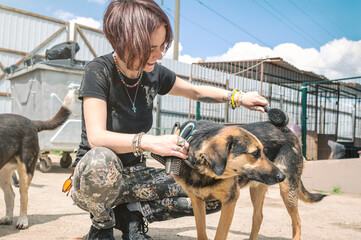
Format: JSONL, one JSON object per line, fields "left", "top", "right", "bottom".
{"left": 6, "top": 60, "right": 84, "bottom": 172}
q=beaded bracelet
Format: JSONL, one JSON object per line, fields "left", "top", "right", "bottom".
{"left": 227, "top": 89, "right": 238, "bottom": 109}
{"left": 132, "top": 132, "right": 145, "bottom": 157}
{"left": 228, "top": 89, "right": 246, "bottom": 109}
{"left": 234, "top": 91, "right": 245, "bottom": 107}
{"left": 238, "top": 91, "right": 246, "bottom": 107}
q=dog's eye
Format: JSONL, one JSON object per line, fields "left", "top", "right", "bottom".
{"left": 250, "top": 149, "right": 260, "bottom": 159}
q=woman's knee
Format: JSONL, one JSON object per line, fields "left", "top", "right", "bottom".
{"left": 77, "top": 147, "right": 123, "bottom": 173}
{"left": 73, "top": 147, "right": 123, "bottom": 192}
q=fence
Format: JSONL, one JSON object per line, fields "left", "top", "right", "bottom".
{"left": 301, "top": 76, "right": 361, "bottom": 159}
{"left": 187, "top": 59, "right": 361, "bottom": 160}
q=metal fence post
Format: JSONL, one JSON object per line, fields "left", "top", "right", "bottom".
{"left": 196, "top": 101, "right": 201, "bottom": 120}
{"left": 301, "top": 83, "right": 308, "bottom": 157}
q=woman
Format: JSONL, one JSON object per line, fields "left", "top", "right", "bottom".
{"left": 72, "top": 0, "right": 269, "bottom": 239}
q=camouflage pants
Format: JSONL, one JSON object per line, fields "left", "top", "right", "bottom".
{"left": 72, "top": 147, "right": 221, "bottom": 229}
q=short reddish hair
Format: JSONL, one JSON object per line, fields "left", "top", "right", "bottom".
{"left": 103, "top": 0, "right": 173, "bottom": 70}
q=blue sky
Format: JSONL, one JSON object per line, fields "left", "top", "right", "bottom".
{"left": 2, "top": 0, "right": 361, "bottom": 79}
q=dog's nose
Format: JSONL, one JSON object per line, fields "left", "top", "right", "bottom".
{"left": 277, "top": 172, "right": 286, "bottom": 182}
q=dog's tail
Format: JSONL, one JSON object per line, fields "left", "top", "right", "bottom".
{"left": 298, "top": 180, "right": 327, "bottom": 203}
{"left": 33, "top": 91, "right": 75, "bottom": 132}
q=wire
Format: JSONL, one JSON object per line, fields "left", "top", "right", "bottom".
{"left": 263, "top": 0, "right": 354, "bottom": 71}
{"left": 196, "top": 0, "right": 272, "bottom": 48}
{"left": 162, "top": 7, "right": 234, "bottom": 46}
{"left": 305, "top": 0, "right": 351, "bottom": 37}
{"left": 252, "top": 0, "right": 321, "bottom": 47}
{"left": 260, "top": 0, "right": 323, "bottom": 46}
{"left": 288, "top": 0, "right": 338, "bottom": 39}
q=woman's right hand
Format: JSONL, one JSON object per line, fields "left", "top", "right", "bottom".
{"left": 141, "top": 134, "right": 189, "bottom": 159}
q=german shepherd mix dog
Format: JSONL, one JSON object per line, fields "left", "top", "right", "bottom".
{"left": 0, "top": 92, "right": 74, "bottom": 229}
{"left": 239, "top": 121, "right": 326, "bottom": 240}
{"left": 173, "top": 121, "right": 286, "bottom": 240}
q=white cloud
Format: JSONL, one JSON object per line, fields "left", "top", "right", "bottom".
{"left": 88, "top": 0, "right": 108, "bottom": 4}
{"left": 54, "top": 10, "right": 101, "bottom": 29}
{"left": 175, "top": 38, "right": 361, "bottom": 79}
{"left": 164, "top": 42, "right": 202, "bottom": 64}
{"left": 206, "top": 42, "right": 273, "bottom": 62}
{"left": 54, "top": 9, "right": 75, "bottom": 22}
{"left": 69, "top": 17, "right": 101, "bottom": 29}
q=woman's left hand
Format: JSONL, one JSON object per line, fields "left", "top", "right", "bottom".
{"left": 238, "top": 91, "right": 269, "bottom": 112}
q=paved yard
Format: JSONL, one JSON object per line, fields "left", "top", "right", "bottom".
{"left": 1, "top": 154, "right": 361, "bottom": 240}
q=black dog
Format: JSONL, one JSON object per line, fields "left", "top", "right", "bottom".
{"left": 238, "top": 121, "right": 326, "bottom": 240}
{"left": 0, "top": 91, "right": 74, "bottom": 229}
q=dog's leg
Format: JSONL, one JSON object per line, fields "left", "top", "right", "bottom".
{"left": 16, "top": 156, "right": 34, "bottom": 229}
{"left": 249, "top": 183, "right": 268, "bottom": 240}
{"left": 189, "top": 195, "right": 208, "bottom": 240}
{"left": 0, "top": 161, "right": 17, "bottom": 225}
{"left": 214, "top": 198, "right": 238, "bottom": 240}
{"left": 279, "top": 180, "right": 301, "bottom": 240}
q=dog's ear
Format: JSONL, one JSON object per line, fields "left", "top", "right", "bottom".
{"left": 202, "top": 135, "right": 233, "bottom": 176}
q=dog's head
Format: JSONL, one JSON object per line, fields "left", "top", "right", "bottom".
{"left": 188, "top": 124, "right": 285, "bottom": 185}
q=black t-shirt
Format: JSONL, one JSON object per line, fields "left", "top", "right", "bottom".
{"left": 73, "top": 53, "right": 176, "bottom": 167}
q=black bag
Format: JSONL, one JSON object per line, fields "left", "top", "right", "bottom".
{"left": 46, "top": 41, "right": 80, "bottom": 60}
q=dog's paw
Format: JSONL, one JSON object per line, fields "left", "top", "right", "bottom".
{"left": 16, "top": 216, "right": 29, "bottom": 229}
{"left": 0, "top": 216, "right": 13, "bottom": 225}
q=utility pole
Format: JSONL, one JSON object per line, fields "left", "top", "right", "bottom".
{"left": 173, "top": 0, "right": 180, "bottom": 60}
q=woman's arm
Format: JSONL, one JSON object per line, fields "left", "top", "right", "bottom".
{"left": 83, "top": 97, "right": 134, "bottom": 152}
{"left": 83, "top": 97, "right": 188, "bottom": 158}
{"left": 168, "top": 76, "right": 269, "bottom": 112}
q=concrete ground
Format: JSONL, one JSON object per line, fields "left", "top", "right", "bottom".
{"left": 1, "top": 154, "right": 361, "bottom": 240}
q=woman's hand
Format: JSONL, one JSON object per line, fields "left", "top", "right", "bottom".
{"left": 141, "top": 134, "right": 189, "bottom": 159}
{"left": 238, "top": 91, "right": 269, "bottom": 112}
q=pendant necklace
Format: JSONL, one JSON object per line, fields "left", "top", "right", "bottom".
{"left": 125, "top": 83, "right": 139, "bottom": 113}
{"left": 113, "top": 53, "right": 144, "bottom": 113}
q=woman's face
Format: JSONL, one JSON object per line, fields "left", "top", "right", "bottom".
{"left": 143, "top": 24, "right": 166, "bottom": 72}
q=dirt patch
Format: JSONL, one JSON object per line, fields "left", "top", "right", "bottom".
{"left": 1, "top": 154, "right": 361, "bottom": 240}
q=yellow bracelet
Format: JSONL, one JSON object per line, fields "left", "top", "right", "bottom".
{"left": 231, "top": 90, "right": 238, "bottom": 109}
{"left": 233, "top": 91, "right": 239, "bottom": 107}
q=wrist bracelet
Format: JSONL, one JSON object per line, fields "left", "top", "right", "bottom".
{"left": 133, "top": 132, "right": 145, "bottom": 157}
{"left": 229, "top": 89, "right": 238, "bottom": 110}
{"left": 237, "top": 91, "right": 246, "bottom": 107}
{"left": 226, "top": 90, "right": 234, "bottom": 104}
{"left": 228, "top": 90, "right": 246, "bottom": 109}
{"left": 132, "top": 134, "right": 138, "bottom": 154}
{"left": 233, "top": 91, "right": 241, "bottom": 107}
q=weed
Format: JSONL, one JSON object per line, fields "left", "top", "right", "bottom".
{"left": 331, "top": 186, "right": 341, "bottom": 194}
{"left": 52, "top": 151, "right": 63, "bottom": 156}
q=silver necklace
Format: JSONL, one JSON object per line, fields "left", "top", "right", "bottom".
{"left": 123, "top": 83, "right": 140, "bottom": 113}
{"left": 113, "top": 53, "right": 142, "bottom": 113}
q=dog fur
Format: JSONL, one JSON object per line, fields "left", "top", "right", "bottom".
{"left": 173, "top": 121, "right": 286, "bottom": 240}
{"left": 0, "top": 92, "right": 74, "bottom": 229}
{"left": 238, "top": 121, "right": 326, "bottom": 240}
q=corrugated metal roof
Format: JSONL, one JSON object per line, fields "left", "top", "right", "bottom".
{"left": 195, "top": 57, "right": 327, "bottom": 85}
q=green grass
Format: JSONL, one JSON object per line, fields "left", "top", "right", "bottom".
{"left": 315, "top": 187, "right": 342, "bottom": 195}
{"left": 331, "top": 186, "right": 342, "bottom": 194}
{"left": 52, "top": 151, "right": 63, "bottom": 156}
